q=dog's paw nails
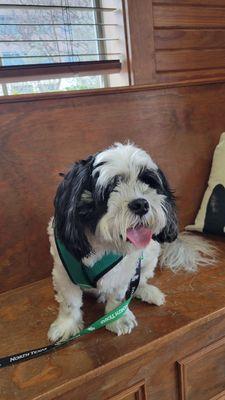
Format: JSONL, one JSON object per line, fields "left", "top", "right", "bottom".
{"left": 48, "top": 317, "right": 83, "bottom": 343}
{"left": 106, "top": 309, "right": 137, "bottom": 336}
{"left": 136, "top": 285, "right": 166, "bottom": 306}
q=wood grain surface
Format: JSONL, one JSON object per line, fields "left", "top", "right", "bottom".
{"left": 179, "top": 337, "right": 225, "bottom": 400}
{"left": 125, "top": 0, "right": 225, "bottom": 84}
{"left": 0, "top": 236, "right": 225, "bottom": 400}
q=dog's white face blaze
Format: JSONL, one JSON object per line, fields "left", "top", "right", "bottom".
{"left": 94, "top": 142, "right": 157, "bottom": 186}
{"left": 93, "top": 143, "right": 167, "bottom": 253}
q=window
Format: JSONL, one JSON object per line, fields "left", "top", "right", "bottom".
{"left": 0, "top": 0, "right": 128, "bottom": 95}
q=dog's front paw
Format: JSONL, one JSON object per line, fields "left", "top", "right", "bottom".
{"left": 106, "top": 309, "right": 137, "bottom": 336}
{"left": 136, "top": 284, "right": 165, "bottom": 306}
{"left": 48, "top": 315, "right": 83, "bottom": 343}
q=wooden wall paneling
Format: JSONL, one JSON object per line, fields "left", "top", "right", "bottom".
{"left": 153, "top": 0, "right": 225, "bottom": 4}
{"left": 154, "top": 29, "right": 225, "bottom": 50}
{"left": 0, "top": 82, "right": 225, "bottom": 293}
{"left": 152, "top": 67, "right": 225, "bottom": 84}
{"left": 152, "top": 2, "right": 225, "bottom": 82}
{"left": 153, "top": 5, "right": 225, "bottom": 28}
{"left": 126, "top": 0, "right": 225, "bottom": 84}
{"left": 124, "top": 0, "right": 157, "bottom": 84}
{"left": 156, "top": 49, "right": 225, "bottom": 72}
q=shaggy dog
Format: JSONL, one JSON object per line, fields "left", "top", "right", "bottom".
{"left": 48, "top": 143, "right": 214, "bottom": 342}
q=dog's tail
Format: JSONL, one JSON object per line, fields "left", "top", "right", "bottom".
{"left": 159, "top": 232, "right": 217, "bottom": 272}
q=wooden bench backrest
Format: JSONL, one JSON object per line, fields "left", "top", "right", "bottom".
{"left": 0, "top": 82, "right": 224, "bottom": 293}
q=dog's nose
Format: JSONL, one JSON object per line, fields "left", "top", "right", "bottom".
{"left": 128, "top": 198, "right": 149, "bottom": 216}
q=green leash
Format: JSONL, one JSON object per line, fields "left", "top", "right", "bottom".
{"left": 0, "top": 297, "right": 132, "bottom": 368}
{"left": 0, "top": 256, "right": 142, "bottom": 369}
{"left": 57, "top": 297, "right": 132, "bottom": 345}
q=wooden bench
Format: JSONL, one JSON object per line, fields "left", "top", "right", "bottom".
{"left": 1, "top": 81, "right": 225, "bottom": 399}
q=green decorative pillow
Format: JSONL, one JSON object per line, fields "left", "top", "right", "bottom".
{"left": 186, "top": 132, "right": 225, "bottom": 237}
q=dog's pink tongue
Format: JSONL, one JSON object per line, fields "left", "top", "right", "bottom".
{"left": 126, "top": 227, "right": 152, "bottom": 249}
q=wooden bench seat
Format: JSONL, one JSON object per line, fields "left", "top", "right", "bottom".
{"left": 1, "top": 235, "right": 225, "bottom": 400}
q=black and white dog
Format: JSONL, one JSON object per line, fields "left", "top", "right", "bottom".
{"left": 48, "top": 143, "right": 213, "bottom": 342}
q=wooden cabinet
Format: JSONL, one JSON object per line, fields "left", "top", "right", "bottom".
{"left": 109, "top": 382, "right": 146, "bottom": 400}
{"left": 126, "top": 0, "right": 225, "bottom": 85}
{"left": 178, "top": 337, "right": 225, "bottom": 400}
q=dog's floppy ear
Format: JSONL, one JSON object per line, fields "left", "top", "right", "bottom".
{"left": 54, "top": 156, "right": 95, "bottom": 259}
{"left": 153, "top": 168, "right": 178, "bottom": 243}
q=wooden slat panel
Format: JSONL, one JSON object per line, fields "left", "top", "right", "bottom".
{"left": 125, "top": 0, "right": 156, "bottom": 84}
{"left": 153, "top": 5, "right": 225, "bottom": 28}
{"left": 153, "top": 2, "right": 225, "bottom": 81}
{"left": 154, "top": 67, "right": 225, "bottom": 83}
{"left": 155, "top": 29, "right": 225, "bottom": 50}
{"left": 124, "top": 0, "right": 225, "bottom": 84}
{"left": 153, "top": 0, "right": 225, "bottom": 5}
{"left": 156, "top": 49, "right": 225, "bottom": 72}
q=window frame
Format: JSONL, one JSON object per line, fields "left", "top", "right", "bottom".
{"left": 0, "top": 59, "right": 121, "bottom": 83}
{"left": 0, "top": 1, "right": 124, "bottom": 84}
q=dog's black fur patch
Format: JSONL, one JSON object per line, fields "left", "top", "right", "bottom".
{"left": 203, "top": 184, "right": 225, "bottom": 236}
{"left": 139, "top": 168, "right": 178, "bottom": 243}
{"left": 139, "top": 168, "right": 163, "bottom": 192}
{"left": 54, "top": 156, "right": 95, "bottom": 260}
{"left": 54, "top": 157, "right": 120, "bottom": 260}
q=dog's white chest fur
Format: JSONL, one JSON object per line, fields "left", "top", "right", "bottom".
{"left": 97, "top": 251, "right": 141, "bottom": 296}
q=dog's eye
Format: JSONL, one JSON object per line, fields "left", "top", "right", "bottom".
{"left": 93, "top": 171, "right": 100, "bottom": 180}
{"left": 116, "top": 174, "right": 125, "bottom": 183}
{"left": 139, "top": 170, "right": 162, "bottom": 189}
